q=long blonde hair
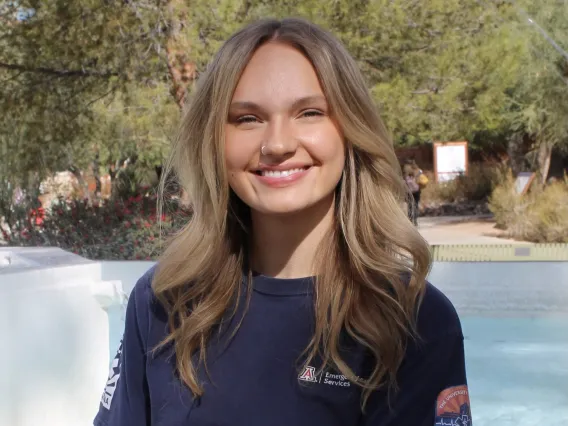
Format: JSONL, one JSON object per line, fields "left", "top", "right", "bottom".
{"left": 154, "top": 17, "right": 431, "bottom": 408}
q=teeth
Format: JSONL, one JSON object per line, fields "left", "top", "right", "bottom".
{"left": 261, "top": 168, "right": 305, "bottom": 177}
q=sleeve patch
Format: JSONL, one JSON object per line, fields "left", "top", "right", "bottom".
{"left": 101, "top": 340, "right": 123, "bottom": 410}
{"left": 435, "top": 385, "right": 472, "bottom": 426}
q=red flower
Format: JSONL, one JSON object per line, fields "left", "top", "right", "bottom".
{"left": 144, "top": 222, "right": 151, "bottom": 228}
{"left": 124, "top": 221, "right": 131, "bottom": 229}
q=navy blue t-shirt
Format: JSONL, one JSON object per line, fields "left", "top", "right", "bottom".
{"left": 94, "top": 266, "right": 472, "bottom": 426}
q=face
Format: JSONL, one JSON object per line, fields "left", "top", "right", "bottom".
{"left": 225, "top": 42, "right": 345, "bottom": 216}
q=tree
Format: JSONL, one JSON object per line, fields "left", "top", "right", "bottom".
{"left": 0, "top": 0, "right": 173, "bottom": 191}
{"left": 502, "top": 0, "right": 568, "bottom": 182}
{"left": 2, "top": 0, "right": 567, "bottom": 192}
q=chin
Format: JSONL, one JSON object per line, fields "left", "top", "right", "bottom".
{"left": 250, "top": 192, "right": 335, "bottom": 218}
{"left": 253, "top": 201, "right": 313, "bottom": 216}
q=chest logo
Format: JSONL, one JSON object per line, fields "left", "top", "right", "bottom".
{"left": 298, "top": 366, "right": 319, "bottom": 383}
{"left": 298, "top": 365, "right": 353, "bottom": 387}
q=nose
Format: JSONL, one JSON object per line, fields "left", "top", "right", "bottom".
{"left": 260, "top": 118, "right": 298, "bottom": 159}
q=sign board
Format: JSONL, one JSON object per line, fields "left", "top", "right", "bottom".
{"left": 515, "top": 172, "right": 536, "bottom": 195}
{"left": 433, "top": 141, "right": 468, "bottom": 183}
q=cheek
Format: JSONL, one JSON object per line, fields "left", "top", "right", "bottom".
{"left": 225, "top": 130, "right": 250, "bottom": 169}
{"left": 225, "top": 130, "right": 255, "bottom": 188}
{"left": 305, "top": 127, "right": 345, "bottom": 171}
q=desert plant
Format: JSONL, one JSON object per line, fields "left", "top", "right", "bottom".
{"left": 489, "top": 174, "right": 568, "bottom": 242}
{"left": 421, "top": 163, "right": 507, "bottom": 205}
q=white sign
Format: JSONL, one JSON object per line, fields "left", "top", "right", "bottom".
{"left": 434, "top": 142, "right": 468, "bottom": 182}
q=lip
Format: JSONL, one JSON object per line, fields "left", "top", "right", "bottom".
{"left": 251, "top": 164, "right": 312, "bottom": 188}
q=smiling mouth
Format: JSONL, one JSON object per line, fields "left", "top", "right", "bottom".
{"left": 254, "top": 166, "right": 311, "bottom": 177}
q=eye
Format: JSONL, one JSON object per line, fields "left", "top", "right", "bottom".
{"left": 236, "top": 115, "right": 259, "bottom": 124}
{"left": 300, "top": 109, "right": 325, "bottom": 119}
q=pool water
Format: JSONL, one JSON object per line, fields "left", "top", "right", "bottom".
{"left": 107, "top": 313, "right": 568, "bottom": 425}
{"left": 462, "top": 316, "right": 568, "bottom": 425}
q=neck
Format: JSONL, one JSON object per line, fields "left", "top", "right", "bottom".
{"left": 250, "top": 196, "right": 335, "bottom": 279}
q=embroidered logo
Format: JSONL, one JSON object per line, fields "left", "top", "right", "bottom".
{"left": 101, "top": 340, "right": 123, "bottom": 410}
{"left": 298, "top": 365, "right": 354, "bottom": 387}
{"left": 435, "top": 385, "right": 472, "bottom": 426}
{"left": 298, "top": 365, "right": 319, "bottom": 382}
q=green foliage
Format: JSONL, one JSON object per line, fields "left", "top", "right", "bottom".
{"left": 1, "top": 0, "right": 567, "bottom": 190}
{"left": 0, "top": 0, "right": 172, "bottom": 184}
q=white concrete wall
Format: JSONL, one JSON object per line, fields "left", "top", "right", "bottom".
{"left": 0, "top": 248, "right": 125, "bottom": 426}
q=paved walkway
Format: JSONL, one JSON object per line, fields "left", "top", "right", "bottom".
{"left": 417, "top": 215, "right": 521, "bottom": 245}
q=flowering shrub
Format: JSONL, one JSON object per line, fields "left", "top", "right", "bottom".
{"left": 1, "top": 193, "right": 191, "bottom": 260}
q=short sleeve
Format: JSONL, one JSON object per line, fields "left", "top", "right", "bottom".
{"left": 361, "top": 331, "right": 472, "bottom": 426}
{"left": 94, "top": 274, "right": 152, "bottom": 426}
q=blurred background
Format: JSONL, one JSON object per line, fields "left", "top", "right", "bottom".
{"left": 1, "top": 0, "right": 568, "bottom": 252}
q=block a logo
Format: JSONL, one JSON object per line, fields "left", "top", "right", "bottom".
{"left": 298, "top": 365, "right": 319, "bottom": 383}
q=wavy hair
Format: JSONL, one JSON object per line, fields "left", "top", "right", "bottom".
{"left": 154, "top": 17, "right": 431, "bottom": 408}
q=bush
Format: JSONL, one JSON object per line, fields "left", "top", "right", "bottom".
{"left": 1, "top": 192, "right": 191, "bottom": 260}
{"left": 489, "top": 173, "right": 568, "bottom": 243}
{"left": 421, "top": 163, "right": 506, "bottom": 204}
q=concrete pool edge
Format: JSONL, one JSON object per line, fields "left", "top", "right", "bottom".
{"left": 431, "top": 243, "right": 568, "bottom": 262}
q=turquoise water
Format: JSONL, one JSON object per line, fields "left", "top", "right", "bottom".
{"left": 462, "top": 316, "right": 568, "bottom": 425}
{"left": 108, "top": 312, "right": 568, "bottom": 425}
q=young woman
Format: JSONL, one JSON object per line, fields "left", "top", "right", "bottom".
{"left": 95, "top": 18, "right": 471, "bottom": 426}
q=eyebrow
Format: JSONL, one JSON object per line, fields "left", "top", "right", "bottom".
{"left": 229, "top": 95, "right": 328, "bottom": 113}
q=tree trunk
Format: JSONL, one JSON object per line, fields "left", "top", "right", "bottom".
{"left": 92, "top": 152, "right": 101, "bottom": 197}
{"left": 165, "top": 1, "right": 196, "bottom": 109}
{"left": 68, "top": 165, "right": 91, "bottom": 202}
{"left": 537, "top": 140, "right": 553, "bottom": 185}
{"left": 507, "top": 132, "right": 525, "bottom": 176}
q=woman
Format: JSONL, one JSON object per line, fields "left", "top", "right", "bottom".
{"left": 95, "top": 18, "right": 471, "bottom": 426}
{"left": 403, "top": 158, "right": 423, "bottom": 226}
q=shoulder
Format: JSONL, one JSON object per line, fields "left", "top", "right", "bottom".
{"left": 129, "top": 263, "right": 158, "bottom": 308}
{"left": 414, "top": 281, "right": 463, "bottom": 342}
{"left": 127, "top": 264, "right": 166, "bottom": 347}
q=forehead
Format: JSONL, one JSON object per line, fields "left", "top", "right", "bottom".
{"left": 231, "top": 42, "right": 326, "bottom": 106}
